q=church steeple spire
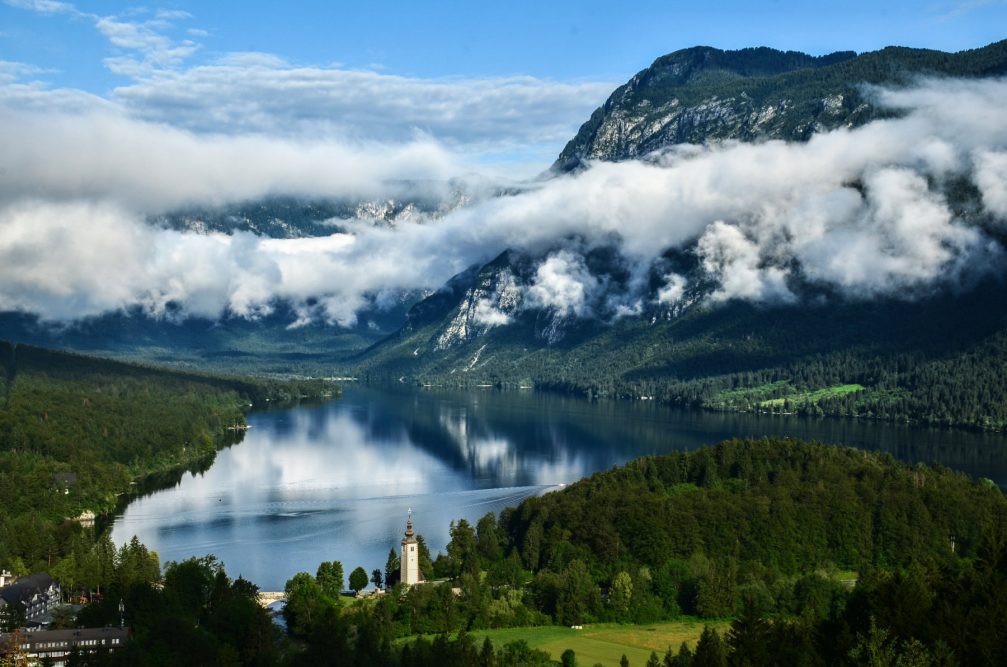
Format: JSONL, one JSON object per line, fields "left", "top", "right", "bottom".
{"left": 403, "top": 510, "right": 415, "bottom": 540}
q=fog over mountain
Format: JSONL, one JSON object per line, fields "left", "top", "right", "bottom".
{"left": 0, "top": 74, "right": 1005, "bottom": 326}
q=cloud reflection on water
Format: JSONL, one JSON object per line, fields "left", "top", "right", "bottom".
{"left": 113, "top": 385, "right": 1007, "bottom": 589}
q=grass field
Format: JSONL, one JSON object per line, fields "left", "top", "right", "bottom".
{"left": 759, "top": 383, "right": 865, "bottom": 408}
{"left": 468, "top": 619, "right": 731, "bottom": 666}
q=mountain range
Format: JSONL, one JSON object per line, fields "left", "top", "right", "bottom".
{"left": 5, "top": 40, "right": 1007, "bottom": 427}
{"left": 353, "top": 40, "right": 1007, "bottom": 429}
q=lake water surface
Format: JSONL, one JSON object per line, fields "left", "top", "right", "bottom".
{"left": 111, "top": 385, "right": 1007, "bottom": 590}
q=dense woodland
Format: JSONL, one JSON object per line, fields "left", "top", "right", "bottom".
{"left": 267, "top": 439, "right": 1007, "bottom": 666}
{"left": 3, "top": 437, "right": 1006, "bottom": 664}
{"left": 499, "top": 439, "right": 1004, "bottom": 577}
{"left": 0, "top": 341, "right": 336, "bottom": 580}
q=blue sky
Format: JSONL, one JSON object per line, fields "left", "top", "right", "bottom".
{"left": 0, "top": 0, "right": 1005, "bottom": 171}
{"left": 3, "top": 1, "right": 1006, "bottom": 90}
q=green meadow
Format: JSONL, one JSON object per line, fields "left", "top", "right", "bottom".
{"left": 469, "top": 620, "right": 732, "bottom": 666}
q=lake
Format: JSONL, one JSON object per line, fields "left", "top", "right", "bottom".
{"left": 111, "top": 385, "right": 1007, "bottom": 591}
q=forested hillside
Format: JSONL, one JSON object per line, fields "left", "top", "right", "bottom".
{"left": 0, "top": 341, "right": 336, "bottom": 575}
{"left": 0, "top": 302, "right": 414, "bottom": 376}
{"left": 358, "top": 271, "right": 1007, "bottom": 430}
{"left": 6, "top": 438, "right": 1004, "bottom": 664}
{"left": 270, "top": 439, "right": 1007, "bottom": 666}
{"left": 500, "top": 438, "right": 1004, "bottom": 577}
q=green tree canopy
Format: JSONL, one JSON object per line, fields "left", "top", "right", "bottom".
{"left": 349, "top": 566, "right": 369, "bottom": 593}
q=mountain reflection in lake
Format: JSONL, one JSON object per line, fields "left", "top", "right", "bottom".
{"left": 112, "top": 385, "right": 1007, "bottom": 590}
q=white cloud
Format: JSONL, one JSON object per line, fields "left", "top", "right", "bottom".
{"left": 4, "top": 0, "right": 80, "bottom": 16}
{"left": 656, "top": 273, "right": 688, "bottom": 305}
{"left": 1, "top": 77, "right": 1006, "bottom": 324}
{"left": 0, "top": 60, "right": 50, "bottom": 83}
{"left": 7, "top": 1, "right": 201, "bottom": 75}
{"left": 108, "top": 61, "right": 613, "bottom": 156}
{"left": 975, "top": 149, "right": 1007, "bottom": 219}
{"left": 472, "top": 299, "right": 512, "bottom": 327}
{"left": 2, "top": 1, "right": 613, "bottom": 167}
{"left": 792, "top": 168, "right": 987, "bottom": 295}
{"left": 697, "top": 222, "right": 795, "bottom": 303}
{"left": 526, "top": 251, "right": 600, "bottom": 317}
{"left": 0, "top": 108, "right": 461, "bottom": 210}
{"left": 96, "top": 14, "right": 199, "bottom": 68}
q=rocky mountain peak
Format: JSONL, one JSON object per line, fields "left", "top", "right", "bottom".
{"left": 552, "top": 40, "right": 1007, "bottom": 172}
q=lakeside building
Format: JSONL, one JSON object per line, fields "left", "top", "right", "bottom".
{"left": 74, "top": 510, "right": 96, "bottom": 527}
{"left": 400, "top": 512, "right": 423, "bottom": 586}
{"left": 0, "top": 627, "right": 129, "bottom": 666}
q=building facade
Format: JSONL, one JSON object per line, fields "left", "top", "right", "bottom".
{"left": 0, "top": 573, "right": 61, "bottom": 623}
{"left": 1, "top": 626, "right": 128, "bottom": 666}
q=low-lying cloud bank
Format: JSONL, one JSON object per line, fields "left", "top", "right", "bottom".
{"left": 0, "top": 108, "right": 461, "bottom": 210}
{"left": 1, "top": 77, "right": 1006, "bottom": 325}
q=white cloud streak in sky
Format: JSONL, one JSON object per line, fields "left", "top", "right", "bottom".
{"left": 109, "top": 60, "right": 614, "bottom": 155}
{"left": 0, "top": 77, "right": 1005, "bottom": 324}
{"left": 0, "top": 108, "right": 461, "bottom": 209}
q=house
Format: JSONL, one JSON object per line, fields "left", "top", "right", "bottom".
{"left": 0, "top": 571, "right": 13, "bottom": 588}
{"left": 0, "top": 573, "right": 61, "bottom": 624}
{"left": 53, "top": 473, "right": 77, "bottom": 494}
{"left": 0, "top": 626, "right": 128, "bottom": 666}
{"left": 74, "top": 510, "right": 96, "bottom": 527}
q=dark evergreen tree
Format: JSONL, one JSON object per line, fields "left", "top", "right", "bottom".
{"left": 726, "top": 599, "right": 772, "bottom": 667}
{"left": 386, "top": 549, "right": 401, "bottom": 586}
{"left": 693, "top": 627, "right": 727, "bottom": 667}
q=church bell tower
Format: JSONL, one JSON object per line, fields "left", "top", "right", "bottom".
{"left": 400, "top": 511, "right": 420, "bottom": 586}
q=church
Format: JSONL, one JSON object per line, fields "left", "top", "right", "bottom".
{"left": 399, "top": 512, "right": 423, "bottom": 586}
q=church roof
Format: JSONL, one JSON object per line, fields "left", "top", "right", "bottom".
{"left": 401, "top": 513, "right": 417, "bottom": 544}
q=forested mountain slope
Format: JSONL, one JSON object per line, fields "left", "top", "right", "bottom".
{"left": 0, "top": 301, "right": 414, "bottom": 375}
{"left": 355, "top": 41, "right": 1007, "bottom": 430}
{"left": 357, "top": 250, "right": 1007, "bottom": 430}
{"left": 0, "top": 341, "right": 335, "bottom": 572}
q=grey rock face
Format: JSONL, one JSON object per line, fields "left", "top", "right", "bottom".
{"left": 553, "top": 42, "right": 1007, "bottom": 171}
